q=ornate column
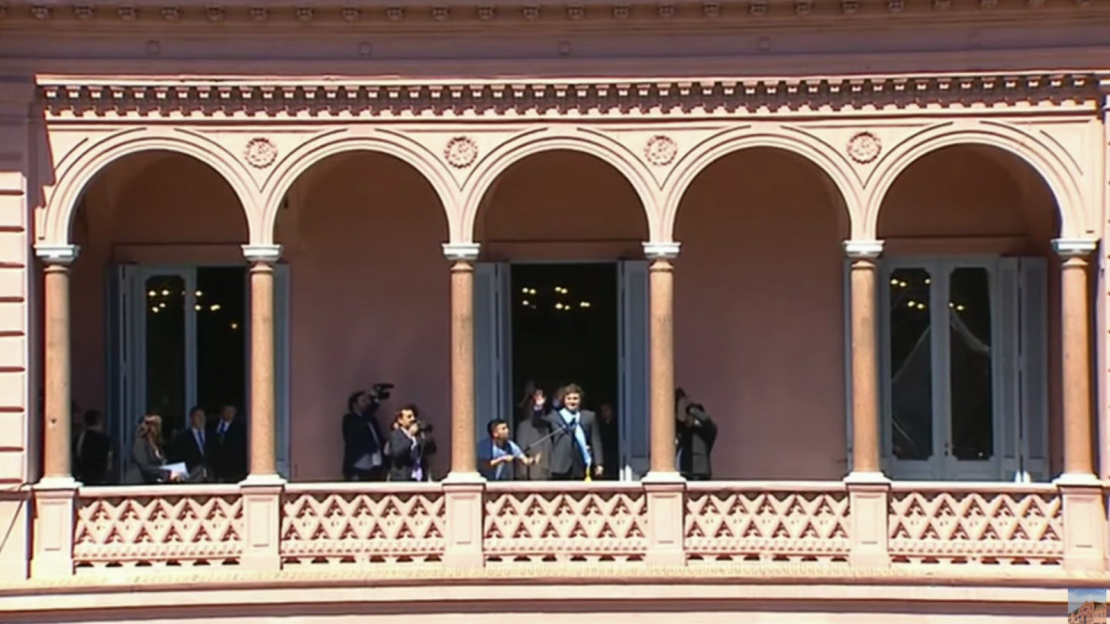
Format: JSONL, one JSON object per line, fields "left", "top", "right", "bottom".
{"left": 842, "top": 240, "right": 890, "bottom": 568}
{"left": 642, "top": 242, "right": 685, "bottom": 566}
{"left": 1052, "top": 239, "right": 1104, "bottom": 571}
{"left": 32, "top": 243, "right": 80, "bottom": 578}
{"left": 441, "top": 242, "right": 483, "bottom": 567}
{"left": 239, "top": 244, "right": 283, "bottom": 572}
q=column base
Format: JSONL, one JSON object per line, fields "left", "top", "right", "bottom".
{"left": 1056, "top": 473, "right": 1106, "bottom": 572}
{"left": 442, "top": 475, "right": 485, "bottom": 568}
{"left": 31, "top": 478, "right": 79, "bottom": 578}
{"left": 843, "top": 473, "right": 891, "bottom": 568}
{"left": 239, "top": 478, "right": 285, "bottom": 572}
{"left": 643, "top": 472, "right": 686, "bottom": 566}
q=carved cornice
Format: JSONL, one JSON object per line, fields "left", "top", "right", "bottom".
{"left": 37, "top": 73, "right": 1099, "bottom": 120}
{"left": 0, "top": 0, "right": 1100, "bottom": 28}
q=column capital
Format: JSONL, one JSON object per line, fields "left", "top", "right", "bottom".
{"left": 1052, "top": 238, "right": 1098, "bottom": 259}
{"left": 442, "top": 242, "right": 480, "bottom": 262}
{"left": 34, "top": 244, "right": 79, "bottom": 266}
{"left": 843, "top": 240, "right": 884, "bottom": 260}
{"left": 643, "top": 241, "right": 680, "bottom": 260}
{"left": 242, "top": 244, "right": 282, "bottom": 264}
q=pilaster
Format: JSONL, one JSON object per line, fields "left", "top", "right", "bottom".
{"left": 441, "top": 473, "right": 485, "bottom": 568}
{"left": 30, "top": 478, "right": 77, "bottom": 578}
{"left": 1057, "top": 473, "right": 1105, "bottom": 571}
{"left": 239, "top": 476, "right": 284, "bottom": 572}
{"left": 843, "top": 472, "right": 891, "bottom": 567}
{"left": 642, "top": 473, "right": 686, "bottom": 566}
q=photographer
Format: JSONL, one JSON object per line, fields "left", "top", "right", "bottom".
{"left": 387, "top": 404, "right": 432, "bottom": 482}
{"left": 675, "top": 388, "right": 718, "bottom": 481}
{"left": 341, "top": 385, "right": 391, "bottom": 482}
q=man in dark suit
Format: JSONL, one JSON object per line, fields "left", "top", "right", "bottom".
{"left": 532, "top": 384, "right": 604, "bottom": 481}
{"left": 675, "top": 388, "right": 718, "bottom": 480}
{"left": 209, "top": 405, "right": 247, "bottom": 483}
{"left": 342, "top": 390, "right": 387, "bottom": 481}
{"left": 386, "top": 405, "right": 430, "bottom": 482}
{"left": 170, "top": 406, "right": 210, "bottom": 481}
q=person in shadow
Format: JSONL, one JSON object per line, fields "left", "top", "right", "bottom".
{"left": 342, "top": 390, "right": 387, "bottom": 481}
{"left": 210, "top": 404, "right": 248, "bottom": 483}
{"left": 75, "top": 409, "right": 111, "bottom": 485}
{"left": 514, "top": 380, "right": 552, "bottom": 480}
{"left": 170, "top": 407, "right": 211, "bottom": 482}
{"left": 675, "top": 387, "right": 718, "bottom": 480}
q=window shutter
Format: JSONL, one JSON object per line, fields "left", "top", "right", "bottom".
{"left": 108, "top": 264, "right": 140, "bottom": 481}
{"left": 1018, "top": 257, "right": 1049, "bottom": 482}
{"left": 997, "top": 258, "right": 1021, "bottom": 481}
{"left": 274, "top": 264, "right": 291, "bottom": 479}
{"left": 619, "top": 260, "right": 650, "bottom": 480}
{"left": 474, "top": 262, "right": 510, "bottom": 448}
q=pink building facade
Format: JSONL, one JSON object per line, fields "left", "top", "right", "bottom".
{"left": 0, "top": 0, "right": 1108, "bottom": 621}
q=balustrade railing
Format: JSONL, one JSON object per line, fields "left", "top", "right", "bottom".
{"left": 64, "top": 479, "right": 1076, "bottom": 575}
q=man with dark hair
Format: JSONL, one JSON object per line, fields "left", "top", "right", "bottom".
{"left": 75, "top": 409, "right": 111, "bottom": 485}
{"left": 532, "top": 384, "right": 604, "bottom": 481}
{"left": 170, "top": 407, "right": 211, "bottom": 480}
{"left": 478, "top": 418, "right": 536, "bottom": 481}
{"left": 342, "top": 390, "right": 386, "bottom": 481}
{"left": 675, "top": 388, "right": 718, "bottom": 480}
{"left": 210, "top": 404, "right": 247, "bottom": 483}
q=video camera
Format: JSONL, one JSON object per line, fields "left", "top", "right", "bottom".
{"left": 369, "top": 383, "right": 394, "bottom": 401}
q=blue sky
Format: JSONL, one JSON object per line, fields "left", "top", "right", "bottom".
{"left": 1069, "top": 588, "right": 1106, "bottom": 612}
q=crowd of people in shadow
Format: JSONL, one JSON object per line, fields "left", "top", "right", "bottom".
{"left": 72, "top": 403, "right": 248, "bottom": 486}
{"left": 70, "top": 378, "right": 717, "bottom": 486}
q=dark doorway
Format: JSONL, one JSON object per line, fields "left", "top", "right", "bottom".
{"left": 195, "top": 267, "right": 247, "bottom": 423}
{"left": 510, "top": 263, "right": 618, "bottom": 420}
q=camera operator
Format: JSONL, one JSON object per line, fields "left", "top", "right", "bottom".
{"left": 387, "top": 404, "right": 432, "bottom": 482}
{"left": 341, "top": 386, "right": 391, "bottom": 482}
{"left": 675, "top": 387, "right": 718, "bottom": 480}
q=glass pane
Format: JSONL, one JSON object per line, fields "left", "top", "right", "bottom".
{"left": 889, "top": 268, "right": 933, "bottom": 461}
{"left": 196, "top": 267, "right": 247, "bottom": 420}
{"left": 145, "top": 275, "right": 186, "bottom": 443}
{"left": 948, "top": 267, "right": 993, "bottom": 461}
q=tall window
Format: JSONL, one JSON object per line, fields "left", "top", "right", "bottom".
{"left": 876, "top": 257, "right": 1048, "bottom": 482}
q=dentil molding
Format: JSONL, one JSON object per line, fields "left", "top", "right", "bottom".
{"left": 37, "top": 74, "right": 1097, "bottom": 121}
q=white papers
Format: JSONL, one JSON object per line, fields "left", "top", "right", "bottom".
{"left": 162, "top": 462, "right": 188, "bottom": 479}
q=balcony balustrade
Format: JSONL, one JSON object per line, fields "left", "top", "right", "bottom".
{"left": 63, "top": 480, "right": 1069, "bottom": 576}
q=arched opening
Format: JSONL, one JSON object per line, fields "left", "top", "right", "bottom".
{"left": 876, "top": 144, "right": 1061, "bottom": 482}
{"left": 474, "top": 150, "right": 649, "bottom": 481}
{"left": 66, "top": 150, "right": 250, "bottom": 485}
{"left": 275, "top": 151, "right": 450, "bottom": 482}
{"left": 674, "top": 147, "right": 850, "bottom": 480}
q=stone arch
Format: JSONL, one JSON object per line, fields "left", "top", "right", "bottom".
{"left": 460, "top": 129, "right": 659, "bottom": 242}
{"left": 42, "top": 127, "right": 259, "bottom": 245}
{"left": 662, "top": 129, "right": 861, "bottom": 241}
{"left": 260, "top": 130, "right": 458, "bottom": 244}
{"left": 865, "top": 123, "right": 1088, "bottom": 238}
